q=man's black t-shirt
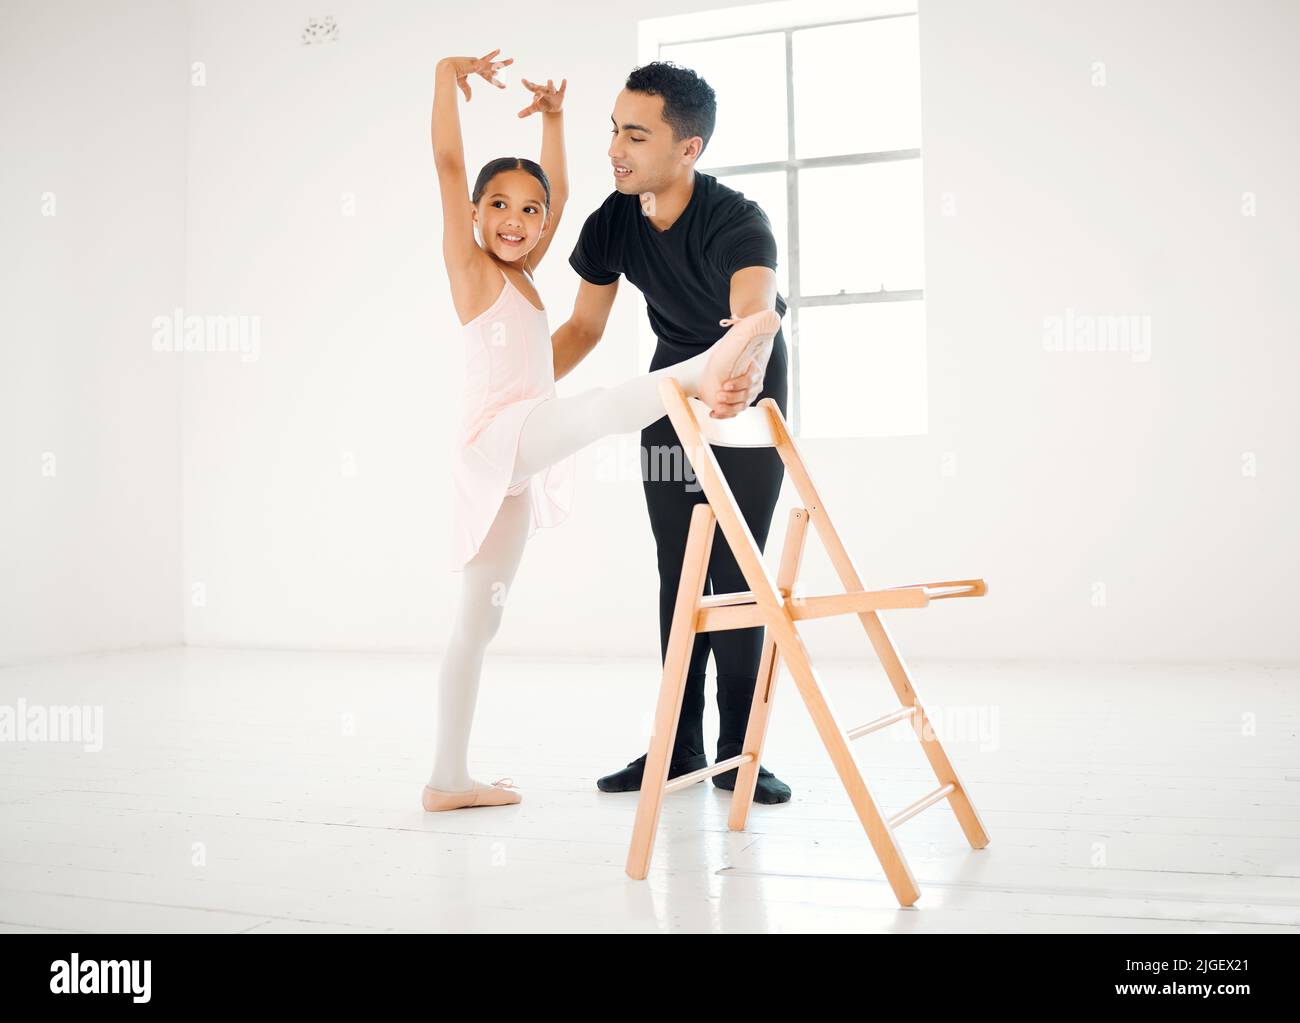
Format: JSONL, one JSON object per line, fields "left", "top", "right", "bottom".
{"left": 568, "top": 171, "right": 788, "bottom": 369}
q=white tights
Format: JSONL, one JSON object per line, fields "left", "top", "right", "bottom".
{"left": 429, "top": 348, "right": 712, "bottom": 791}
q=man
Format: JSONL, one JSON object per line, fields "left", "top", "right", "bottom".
{"left": 552, "top": 62, "right": 791, "bottom": 804}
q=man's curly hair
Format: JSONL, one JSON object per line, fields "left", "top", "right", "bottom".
{"left": 625, "top": 61, "right": 717, "bottom": 156}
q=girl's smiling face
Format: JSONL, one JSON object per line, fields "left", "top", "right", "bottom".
{"left": 472, "top": 169, "right": 548, "bottom": 262}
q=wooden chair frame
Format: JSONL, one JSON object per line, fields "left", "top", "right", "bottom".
{"left": 625, "top": 378, "right": 991, "bottom": 907}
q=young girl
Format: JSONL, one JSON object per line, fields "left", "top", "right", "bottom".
{"left": 425, "top": 49, "right": 781, "bottom": 811}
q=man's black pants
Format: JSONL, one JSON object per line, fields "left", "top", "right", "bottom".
{"left": 640, "top": 331, "right": 789, "bottom": 760}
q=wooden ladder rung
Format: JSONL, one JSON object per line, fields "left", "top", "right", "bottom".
{"left": 885, "top": 578, "right": 987, "bottom": 600}
{"left": 697, "top": 586, "right": 928, "bottom": 632}
{"left": 697, "top": 590, "right": 757, "bottom": 609}
{"left": 887, "top": 784, "right": 957, "bottom": 830}
{"left": 792, "top": 588, "right": 929, "bottom": 615}
{"left": 846, "top": 705, "right": 919, "bottom": 740}
{"left": 663, "top": 753, "right": 754, "bottom": 793}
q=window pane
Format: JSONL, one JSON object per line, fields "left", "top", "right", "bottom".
{"left": 712, "top": 170, "right": 788, "bottom": 297}
{"left": 798, "top": 160, "right": 924, "bottom": 296}
{"left": 793, "top": 16, "right": 921, "bottom": 158}
{"left": 797, "top": 302, "right": 927, "bottom": 438}
{"left": 660, "top": 33, "right": 787, "bottom": 168}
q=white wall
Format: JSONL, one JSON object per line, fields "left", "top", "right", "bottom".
{"left": 1, "top": 0, "right": 187, "bottom": 666}
{"left": 907, "top": 0, "right": 1298, "bottom": 659}
{"left": 6, "top": 0, "right": 1294, "bottom": 666}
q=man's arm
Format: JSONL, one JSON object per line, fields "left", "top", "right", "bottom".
{"left": 552, "top": 277, "right": 619, "bottom": 381}
{"left": 709, "top": 265, "right": 780, "bottom": 418}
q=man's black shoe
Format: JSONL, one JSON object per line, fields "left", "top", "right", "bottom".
{"left": 710, "top": 745, "right": 792, "bottom": 804}
{"left": 596, "top": 752, "right": 708, "bottom": 793}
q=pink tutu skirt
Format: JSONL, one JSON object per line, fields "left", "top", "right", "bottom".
{"left": 449, "top": 395, "right": 576, "bottom": 571}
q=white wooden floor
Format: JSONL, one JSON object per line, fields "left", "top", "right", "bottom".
{"left": 0, "top": 648, "right": 1296, "bottom": 933}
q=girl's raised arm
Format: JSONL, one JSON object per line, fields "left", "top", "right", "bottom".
{"left": 432, "top": 50, "right": 512, "bottom": 276}
{"left": 516, "top": 77, "right": 569, "bottom": 273}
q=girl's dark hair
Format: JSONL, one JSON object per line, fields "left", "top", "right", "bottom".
{"left": 471, "top": 156, "right": 551, "bottom": 209}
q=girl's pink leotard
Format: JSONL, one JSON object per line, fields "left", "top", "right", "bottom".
{"left": 449, "top": 268, "right": 575, "bottom": 570}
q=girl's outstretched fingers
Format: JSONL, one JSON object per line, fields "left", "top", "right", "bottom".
{"left": 517, "top": 75, "right": 568, "bottom": 117}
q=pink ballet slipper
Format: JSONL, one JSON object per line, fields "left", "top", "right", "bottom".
{"left": 698, "top": 309, "right": 782, "bottom": 411}
{"left": 421, "top": 776, "right": 522, "bottom": 811}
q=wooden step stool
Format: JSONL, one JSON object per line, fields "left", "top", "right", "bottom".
{"left": 625, "top": 377, "right": 991, "bottom": 907}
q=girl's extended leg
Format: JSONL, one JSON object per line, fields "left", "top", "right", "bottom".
{"left": 510, "top": 306, "right": 781, "bottom": 484}
{"left": 510, "top": 347, "right": 713, "bottom": 485}
{"left": 427, "top": 485, "right": 532, "bottom": 803}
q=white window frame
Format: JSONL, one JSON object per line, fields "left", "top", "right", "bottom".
{"left": 639, "top": 0, "right": 925, "bottom": 438}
